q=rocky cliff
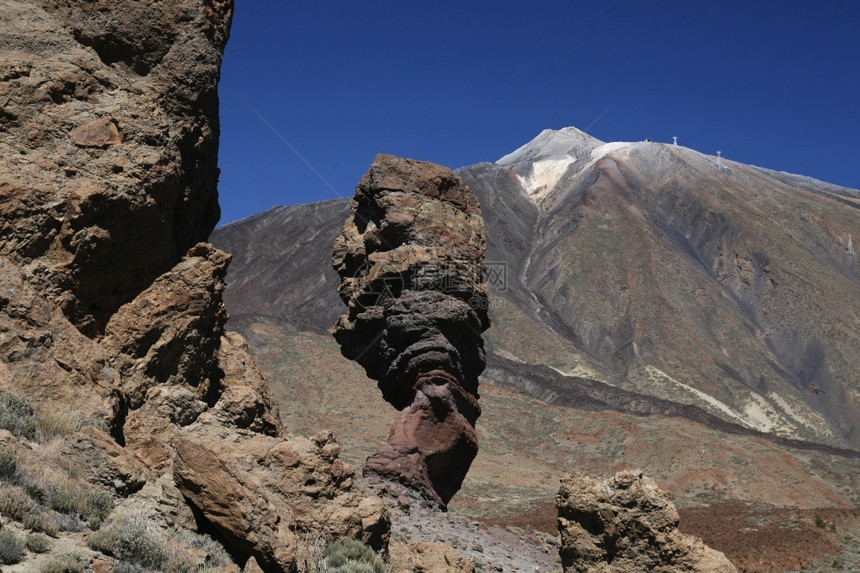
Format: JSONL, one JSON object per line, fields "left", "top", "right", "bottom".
{"left": 332, "top": 154, "right": 490, "bottom": 507}
{"left": 0, "top": 1, "right": 388, "bottom": 571}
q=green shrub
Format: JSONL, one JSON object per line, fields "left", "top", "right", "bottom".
{"left": 81, "top": 489, "right": 114, "bottom": 529}
{"left": 814, "top": 515, "right": 826, "bottom": 529}
{"left": 39, "top": 553, "right": 87, "bottom": 573}
{"left": 0, "top": 447, "right": 17, "bottom": 482}
{"left": 0, "top": 530, "right": 24, "bottom": 564}
{"left": 49, "top": 488, "right": 78, "bottom": 514}
{"left": 22, "top": 510, "right": 60, "bottom": 537}
{"left": 168, "top": 530, "right": 233, "bottom": 569}
{"left": 324, "top": 538, "right": 386, "bottom": 573}
{"left": 0, "top": 485, "right": 37, "bottom": 520}
{"left": 46, "top": 486, "right": 113, "bottom": 529}
{"left": 88, "top": 521, "right": 166, "bottom": 570}
{"left": 0, "top": 393, "right": 37, "bottom": 440}
{"left": 26, "top": 532, "right": 51, "bottom": 553}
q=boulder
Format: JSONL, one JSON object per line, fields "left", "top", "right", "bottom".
{"left": 556, "top": 470, "right": 737, "bottom": 573}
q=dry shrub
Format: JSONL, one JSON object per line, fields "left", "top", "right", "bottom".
{"left": 25, "top": 532, "right": 51, "bottom": 553}
{"left": 36, "top": 408, "right": 107, "bottom": 442}
{"left": 39, "top": 553, "right": 87, "bottom": 573}
{"left": 0, "top": 484, "right": 37, "bottom": 520}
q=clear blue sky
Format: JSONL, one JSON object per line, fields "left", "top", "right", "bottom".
{"left": 217, "top": 1, "right": 860, "bottom": 225}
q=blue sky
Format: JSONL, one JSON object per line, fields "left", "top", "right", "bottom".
{"left": 217, "top": 1, "right": 860, "bottom": 225}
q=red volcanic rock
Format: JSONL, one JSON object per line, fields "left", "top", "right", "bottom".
{"left": 332, "top": 154, "right": 490, "bottom": 507}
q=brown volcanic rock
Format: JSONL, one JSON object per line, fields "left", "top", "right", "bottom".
{"left": 103, "top": 243, "right": 230, "bottom": 407}
{"left": 173, "top": 428, "right": 390, "bottom": 571}
{"left": 0, "top": 255, "right": 120, "bottom": 425}
{"left": 0, "top": 0, "right": 230, "bottom": 335}
{"left": 557, "top": 470, "right": 737, "bottom": 573}
{"left": 332, "top": 154, "right": 490, "bottom": 507}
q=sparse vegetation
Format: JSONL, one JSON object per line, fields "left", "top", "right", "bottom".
{"left": 0, "top": 484, "right": 38, "bottom": 520}
{"left": 323, "top": 537, "right": 387, "bottom": 573}
{"left": 0, "top": 392, "right": 106, "bottom": 443}
{"left": 88, "top": 521, "right": 167, "bottom": 570}
{"left": 88, "top": 518, "right": 234, "bottom": 572}
{"left": 815, "top": 515, "right": 827, "bottom": 529}
{"left": 0, "top": 393, "right": 38, "bottom": 440}
{"left": 0, "top": 529, "right": 24, "bottom": 564}
{"left": 36, "top": 408, "right": 108, "bottom": 441}
{"left": 25, "top": 532, "right": 51, "bottom": 553}
{"left": 39, "top": 553, "right": 87, "bottom": 573}
{"left": 22, "top": 510, "right": 61, "bottom": 537}
{"left": 0, "top": 447, "right": 17, "bottom": 482}
{"left": 46, "top": 486, "right": 114, "bottom": 529}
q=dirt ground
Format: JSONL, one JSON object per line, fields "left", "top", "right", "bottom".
{"left": 678, "top": 504, "right": 860, "bottom": 573}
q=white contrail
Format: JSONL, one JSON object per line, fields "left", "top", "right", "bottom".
{"left": 250, "top": 107, "right": 343, "bottom": 198}
{"left": 584, "top": 106, "right": 610, "bottom": 133}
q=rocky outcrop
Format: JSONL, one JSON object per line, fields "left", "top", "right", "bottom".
{"left": 173, "top": 428, "right": 389, "bottom": 571}
{"left": 332, "top": 154, "right": 490, "bottom": 507}
{"left": 556, "top": 470, "right": 737, "bottom": 573}
{"left": 0, "top": 0, "right": 229, "bottom": 335}
{"left": 1, "top": 2, "right": 391, "bottom": 571}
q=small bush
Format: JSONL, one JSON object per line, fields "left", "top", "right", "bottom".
{"left": 88, "top": 521, "right": 166, "bottom": 570}
{"left": 22, "top": 510, "right": 61, "bottom": 537}
{"left": 0, "top": 447, "right": 17, "bottom": 482}
{"left": 0, "top": 393, "right": 37, "bottom": 440}
{"left": 49, "top": 488, "right": 78, "bottom": 514}
{"left": 168, "top": 530, "right": 233, "bottom": 569}
{"left": 45, "top": 486, "right": 114, "bottom": 529}
{"left": 814, "top": 515, "right": 826, "bottom": 529}
{"left": 39, "top": 553, "right": 87, "bottom": 573}
{"left": 81, "top": 489, "right": 114, "bottom": 529}
{"left": 0, "top": 485, "right": 37, "bottom": 520}
{"left": 26, "top": 532, "right": 51, "bottom": 553}
{"left": 0, "top": 529, "right": 24, "bottom": 564}
{"left": 324, "top": 538, "right": 386, "bottom": 573}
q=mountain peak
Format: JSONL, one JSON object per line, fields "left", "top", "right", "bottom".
{"left": 496, "top": 126, "right": 604, "bottom": 166}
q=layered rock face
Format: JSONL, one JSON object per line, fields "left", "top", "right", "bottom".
{"left": 0, "top": 0, "right": 228, "bottom": 335}
{"left": 332, "top": 154, "right": 490, "bottom": 507}
{"left": 557, "top": 471, "right": 737, "bottom": 573}
{"left": 0, "top": 1, "right": 390, "bottom": 570}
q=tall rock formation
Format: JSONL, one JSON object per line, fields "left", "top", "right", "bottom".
{"left": 556, "top": 471, "right": 737, "bottom": 573}
{"left": 332, "top": 154, "right": 490, "bottom": 507}
{"left": 0, "top": 2, "right": 390, "bottom": 570}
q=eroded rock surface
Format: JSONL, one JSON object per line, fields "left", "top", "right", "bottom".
{"left": 332, "top": 154, "right": 490, "bottom": 507}
{"left": 556, "top": 470, "right": 737, "bottom": 573}
{"left": 0, "top": 0, "right": 229, "bottom": 335}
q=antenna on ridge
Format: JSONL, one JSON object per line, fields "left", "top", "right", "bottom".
{"left": 716, "top": 150, "right": 722, "bottom": 169}
{"left": 673, "top": 136, "right": 677, "bottom": 146}
{"left": 849, "top": 234, "right": 855, "bottom": 256}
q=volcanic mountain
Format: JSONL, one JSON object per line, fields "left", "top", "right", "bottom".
{"left": 211, "top": 128, "right": 859, "bottom": 550}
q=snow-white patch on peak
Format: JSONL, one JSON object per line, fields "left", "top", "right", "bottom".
{"left": 590, "top": 141, "right": 637, "bottom": 161}
{"left": 496, "top": 126, "right": 604, "bottom": 166}
{"left": 516, "top": 156, "right": 576, "bottom": 201}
